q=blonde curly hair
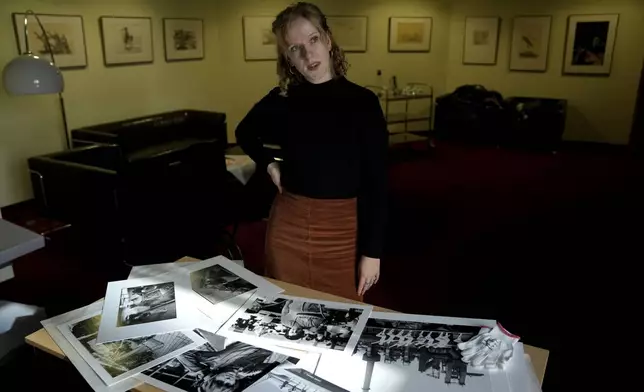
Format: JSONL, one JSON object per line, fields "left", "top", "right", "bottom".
{"left": 272, "top": 2, "right": 349, "bottom": 96}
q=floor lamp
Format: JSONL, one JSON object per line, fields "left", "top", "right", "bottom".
{"left": 2, "top": 10, "right": 70, "bottom": 149}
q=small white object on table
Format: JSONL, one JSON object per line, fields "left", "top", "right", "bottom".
{"left": 226, "top": 154, "right": 256, "bottom": 185}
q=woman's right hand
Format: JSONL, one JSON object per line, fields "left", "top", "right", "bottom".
{"left": 267, "top": 162, "right": 283, "bottom": 193}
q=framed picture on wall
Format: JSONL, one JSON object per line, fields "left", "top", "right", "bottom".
{"left": 463, "top": 17, "right": 501, "bottom": 65}
{"left": 12, "top": 13, "right": 87, "bottom": 69}
{"left": 388, "top": 17, "right": 432, "bottom": 52}
{"left": 563, "top": 14, "right": 619, "bottom": 75}
{"left": 242, "top": 16, "right": 277, "bottom": 61}
{"left": 99, "top": 16, "right": 153, "bottom": 66}
{"left": 163, "top": 18, "right": 204, "bottom": 62}
{"left": 327, "top": 16, "right": 368, "bottom": 52}
{"left": 510, "top": 16, "right": 552, "bottom": 72}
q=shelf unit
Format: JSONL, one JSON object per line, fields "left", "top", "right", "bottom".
{"left": 367, "top": 84, "right": 433, "bottom": 144}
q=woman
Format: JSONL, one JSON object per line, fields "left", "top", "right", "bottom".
{"left": 236, "top": 2, "right": 387, "bottom": 300}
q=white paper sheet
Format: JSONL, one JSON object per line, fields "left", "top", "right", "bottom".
{"left": 247, "top": 366, "right": 349, "bottom": 392}
{"left": 180, "top": 256, "right": 283, "bottom": 325}
{"left": 41, "top": 301, "right": 142, "bottom": 392}
{"left": 127, "top": 262, "right": 197, "bottom": 280}
{"left": 315, "top": 311, "right": 501, "bottom": 392}
{"left": 218, "top": 293, "right": 373, "bottom": 356}
{"left": 136, "top": 340, "right": 317, "bottom": 392}
{"left": 506, "top": 343, "right": 542, "bottom": 392}
{"left": 97, "top": 273, "right": 200, "bottom": 343}
{"left": 58, "top": 309, "right": 205, "bottom": 386}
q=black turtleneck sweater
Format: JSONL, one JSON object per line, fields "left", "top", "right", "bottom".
{"left": 235, "top": 77, "right": 388, "bottom": 259}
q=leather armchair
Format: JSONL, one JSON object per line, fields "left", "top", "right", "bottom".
{"left": 28, "top": 110, "right": 231, "bottom": 265}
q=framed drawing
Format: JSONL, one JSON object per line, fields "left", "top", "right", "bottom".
{"left": 510, "top": 16, "right": 552, "bottom": 72}
{"left": 99, "top": 16, "right": 153, "bottom": 66}
{"left": 12, "top": 13, "right": 87, "bottom": 69}
{"left": 563, "top": 14, "right": 619, "bottom": 75}
{"left": 388, "top": 17, "right": 432, "bottom": 52}
{"left": 327, "top": 16, "right": 368, "bottom": 52}
{"left": 163, "top": 18, "right": 204, "bottom": 62}
{"left": 243, "top": 16, "right": 277, "bottom": 61}
{"left": 463, "top": 17, "right": 501, "bottom": 65}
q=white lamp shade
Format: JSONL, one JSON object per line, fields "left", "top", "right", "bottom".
{"left": 2, "top": 54, "right": 64, "bottom": 95}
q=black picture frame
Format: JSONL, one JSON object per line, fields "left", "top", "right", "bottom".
{"left": 12, "top": 12, "right": 88, "bottom": 70}
{"left": 162, "top": 18, "right": 205, "bottom": 62}
{"left": 462, "top": 16, "right": 502, "bottom": 66}
{"left": 99, "top": 16, "right": 154, "bottom": 67}
{"left": 388, "top": 16, "right": 433, "bottom": 53}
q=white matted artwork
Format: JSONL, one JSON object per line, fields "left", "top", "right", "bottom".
{"left": 463, "top": 17, "right": 501, "bottom": 65}
{"left": 99, "top": 16, "right": 153, "bottom": 66}
{"left": 12, "top": 13, "right": 87, "bottom": 69}
{"left": 183, "top": 256, "right": 283, "bottom": 322}
{"left": 137, "top": 340, "right": 316, "bottom": 392}
{"left": 247, "top": 367, "right": 349, "bottom": 392}
{"left": 219, "top": 293, "right": 372, "bottom": 355}
{"left": 315, "top": 312, "right": 504, "bottom": 392}
{"left": 388, "top": 17, "right": 432, "bottom": 53}
{"left": 327, "top": 16, "right": 368, "bottom": 53}
{"left": 243, "top": 16, "right": 277, "bottom": 61}
{"left": 41, "top": 301, "right": 142, "bottom": 392}
{"left": 97, "top": 274, "right": 198, "bottom": 343}
{"left": 510, "top": 16, "right": 552, "bottom": 72}
{"left": 563, "top": 14, "right": 619, "bottom": 75}
{"left": 58, "top": 309, "right": 205, "bottom": 386}
{"left": 163, "top": 18, "right": 204, "bottom": 62}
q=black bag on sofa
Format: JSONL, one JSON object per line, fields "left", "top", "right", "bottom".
{"left": 434, "top": 85, "right": 508, "bottom": 145}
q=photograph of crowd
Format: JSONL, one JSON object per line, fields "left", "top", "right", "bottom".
{"left": 141, "top": 341, "right": 298, "bottom": 392}
{"left": 190, "top": 264, "right": 257, "bottom": 306}
{"left": 225, "top": 296, "right": 367, "bottom": 353}
{"left": 117, "top": 282, "right": 177, "bottom": 327}
{"left": 247, "top": 368, "right": 349, "bottom": 392}
{"left": 353, "top": 317, "right": 487, "bottom": 388}
{"left": 60, "top": 313, "right": 195, "bottom": 384}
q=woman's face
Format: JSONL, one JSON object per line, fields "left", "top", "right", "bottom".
{"left": 284, "top": 17, "right": 332, "bottom": 84}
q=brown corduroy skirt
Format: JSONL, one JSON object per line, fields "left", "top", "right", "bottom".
{"left": 265, "top": 191, "right": 360, "bottom": 301}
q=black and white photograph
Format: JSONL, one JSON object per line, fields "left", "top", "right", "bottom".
{"left": 191, "top": 265, "right": 256, "bottom": 306}
{"left": 315, "top": 312, "right": 501, "bottom": 392}
{"left": 117, "top": 282, "right": 177, "bottom": 327}
{"left": 219, "top": 294, "right": 372, "bottom": 355}
{"left": 564, "top": 14, "right": 619, "bottom": 75}
{"left": 58, "top": 310, "right": 204, "bottom": 386}
{"left": 42, "top": 301, "right": 142, "bottom": 392}
{"left": 247, "top": 367, "right": 349, "bottom": 392}
{"left": 12, "top": 13, "right": 87, "bottom": 69}
{"left": 99, "top": 16, "right": 153, "bottom": 66}
{"left": 163, "top": 18, "right": 204, "bottom": 62}
{"left": 138, "top": 341, "right": 300, "bottom": 392}
{"left": 183, "top": 256, "right": 283, "bottom": 322}
{"left": 510, "top": 16, "right": 552, "bottom": 72}
{"left": 97, "top": 275, "right": 199, "bottom": 344}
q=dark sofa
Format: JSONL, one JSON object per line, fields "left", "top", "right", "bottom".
{"left": 28, "top": 110, "right": 233, "bottom": 265}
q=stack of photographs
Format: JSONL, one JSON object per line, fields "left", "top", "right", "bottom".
{"left": 39, "top": 255, "right": 537, "bottom": 392}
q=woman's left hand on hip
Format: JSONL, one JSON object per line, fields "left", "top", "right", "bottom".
{"left": 358, "top": 256, "right": 380, "bottom": 297}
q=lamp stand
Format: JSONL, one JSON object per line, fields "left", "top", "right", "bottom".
{"left": 25, "top": 10, "right": 71, "bottom": 149}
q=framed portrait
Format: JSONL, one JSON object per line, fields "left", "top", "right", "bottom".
{"left": 99, "top": 16, "right": 153, "bottom": 66}
{"left": 463, "top": 17, "right": 501, "bottom": 65}
{"left": 242, "top": 16, "right": 277, "bottom": 61}
{"left": 12, "top": 13, "right": 87, "bottom": 69}
{"left": 388, "top": 17, "right": 432, "bottom": 52}
{"left": 163, "top": 18, "right": 204, "bottom": 62}
{"left": 327, "top": 16, "right": 368, "bottom": 53}
{"left": 563, "top": 14, "right": 619, "bottom": 75}
{"left": 510, "top": 16, "right": 552, "bottom": 72}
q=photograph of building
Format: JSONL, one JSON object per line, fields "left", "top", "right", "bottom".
{"left": 117, "top": 282, "right": 177, "bottom": 327}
